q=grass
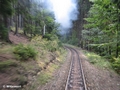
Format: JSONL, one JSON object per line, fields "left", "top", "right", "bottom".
{"left": 36, "top": 51, "right": 65, "bottom": 85}
{"left": 36, "top": 61, "right": 62, "bottom": 85}
{"left": 82, "top": 50, "right": 112, "bottom": 69}
{"left": 0, "top": 34, "right": 67, "bottom": 90}
{"left": 0, "top": 44, "right": 14, "bottom": 54}
{"left": 13, "top": 44, "right": 37, "bottom": 60}
{"left": 38, "top": 71, "right": 51, "bottom": 85}
{"left": 0, "top": 60, "right": 17, "bottom": 70}
{"left": 28, "top": 47, "right": 67, "bottom": 90}
{"left": 28, "top": 63, "right": 59, "bottom": 90}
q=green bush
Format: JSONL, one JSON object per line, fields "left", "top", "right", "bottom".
{"left": 46, "top": 40, "right": 58, "bottom": 52}
{"left": 13, "top": 44, "right": 37, "bottom": 60}
{"left": 43, "top": 34, "right": 52, "bottom": 40}
{"left": 112, "top": 58, "right": 120, "bottom": 74}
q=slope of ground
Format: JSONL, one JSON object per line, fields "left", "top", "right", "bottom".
{"left": 0, "top": 32, "right": 35, "bottom": 89}
{"left": 9, "top": 31, "right": 29, "bottom": 44}
{"left": 0, "top": 31, "right": 66, "bottom": 90}
{"left": 36, "top": 48, "right": 71, "bottom": 90}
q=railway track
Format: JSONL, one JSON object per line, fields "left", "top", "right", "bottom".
{"left": 65, "top": 46, "right": 87, "bottom": 90}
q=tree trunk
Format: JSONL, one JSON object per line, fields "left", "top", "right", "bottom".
{"left": 23, "top": 17, "right": 26, "bottom": 36}
{"left": 108, "top": 46, "right": 111, "bottom": 55}
{"left": 3, "top": 16, "right": 11, "bottom": 43}
{"left": 14, "top": 15, "right": 18, "bottom": 35}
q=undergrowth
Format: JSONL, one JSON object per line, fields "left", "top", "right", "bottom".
{"left": 111, "top": 58, "right": 120, "bottom": 74}
{"left": 38, "top": 71, "right": 51, "bottom": 85}
{"left": 83, "top": 50, "right": 112, "bottom": 69}
{"left": 31, "top": 35, "right": 61, "bottom": 52}
{"left": 83, "top": 50, "right": 120, "bottom": 74}
{"left": 0, "top": 60, "right": 17, "bottom": 70}
{"left": 24, "top": 36, "right": 67, "bottom": 90}
{"left": 13, "top": 44, "right": 37, "bottom": 60}
{"left": 0, "top": 34, "right": 66, "bottom": 90}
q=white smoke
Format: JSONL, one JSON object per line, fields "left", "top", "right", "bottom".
{"left": 37, "top": 0, "right": 79, "bottom": 34}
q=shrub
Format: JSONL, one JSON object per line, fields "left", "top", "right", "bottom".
{"left": 46, "top": 40, "right": 58, "bottom": 52}
{"left": 43, "top": 34, "right": 52, "bottom": 40}
{"left": 13, "top": 44, "right": 37, "bottom": 60}
{"left": 112, "top": 58, "right": 120, "bottom": 74}
{"left": 31, "top": 36, "right": 62, "bottom": 52}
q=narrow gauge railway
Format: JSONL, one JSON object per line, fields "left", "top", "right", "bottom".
{"left": 65, "top": 46, "right": 87, "bottom": 90}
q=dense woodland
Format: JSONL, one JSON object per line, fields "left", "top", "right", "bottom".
{"left": 0, "top": 0, "right": 120, "bottom": 73}
{"left": 70, "top": 0, "right": 120, "bottom": 72}
{"left": 67, "top": 0, "right": 120, "bottom": 59}
{"left": 0, "top": 0, "right": 59, "bottom": 42}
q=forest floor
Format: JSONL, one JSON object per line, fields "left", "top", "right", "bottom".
{"left": 0, "top": 31, "right": 120, "bottom": 90}
{"left": 9, "top": 31, "right": 29, "bottom": 44}
{"left": 0, "top": 31, "right": 30, "bottom": 90}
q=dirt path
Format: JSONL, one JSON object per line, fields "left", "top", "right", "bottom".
{"left": 39, "top": 46, "right": 120, "bottom": 90}
{"left": 9, "top": 31, "right": 29, "bottom": 44}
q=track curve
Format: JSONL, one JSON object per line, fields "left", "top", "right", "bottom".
{"left": 65, "top": 46, "right": 87, "bottom": 90}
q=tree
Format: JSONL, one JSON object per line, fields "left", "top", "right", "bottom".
{"left": 72, "top": 0, "right": 91, "bottom": 46}
{"left": 0, "top": 0, "right": 60, "bottom": 42}
{"left": 83, "top": 0, "right": 120, "bottom": 58}
{"left": 0, "top": 0, "right": 16, "bottom": 41}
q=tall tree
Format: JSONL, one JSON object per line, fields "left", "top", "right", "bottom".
{"left": 0, "top": 0, "right": 16, "bottom": 41}
{"left": 83, "top": 0, "right": 120, "bottom": 58}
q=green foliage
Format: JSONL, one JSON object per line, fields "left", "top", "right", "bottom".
{"left": 0, "top": 0, "right": 16, "bottom": 41}
{"left": 13, "top": 44, "right": 37, "bottom": 60}
{"left": 62, "top": 31, "right": 79, "bottom": 45}
{"left": 38, "top": 72, "right": 51, "bottom": 85}
{"left": 31, "top": 35, "right": 62, "bottom": 53}
{"left": 0, "top": 25, "right": 8, "bottom": 40}
{"left": 43, "top": 34, "right": 52, "bottom": 40}
{"left": 82, "top": 0, "right": 120, "bottom": 59}
{"left": 67, "top": 38, "right": 79, "bottom": 45}
{"left": 47, "top": 40, "right": 58, "bottom": 52}
{"left": 23, "top": 9, "right": 58, "bottom": 37}
{"left": 0, "top": 0, "right": 16, "bottom": 16}
{"left": 112, "top": 58, "right": 120, "bottom": 74}
{"left": 83, "top": 50, "right": 111, "bottom": 69}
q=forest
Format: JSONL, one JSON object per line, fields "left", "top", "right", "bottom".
{"left": 0, "top": 0, "right": 120, "bottom": 89}
{"left": 0, "top": 0, "right": 60, "bottom": 41}
{"left": 0, "top": 0, "right": 120, "bottom": 73}
{"left": 67, "top": 0, "right": 120, "bottom": 73}
{"left": 0, "top": 0, "right": 64, "bottom": 89}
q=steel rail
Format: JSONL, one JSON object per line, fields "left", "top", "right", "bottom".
{"left": 65, "top": 46, "right": 87, "bottom": 90}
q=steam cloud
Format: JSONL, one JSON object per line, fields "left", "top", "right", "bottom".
{"left": 37, "top": 0, "right": 79, "bottom": 34}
